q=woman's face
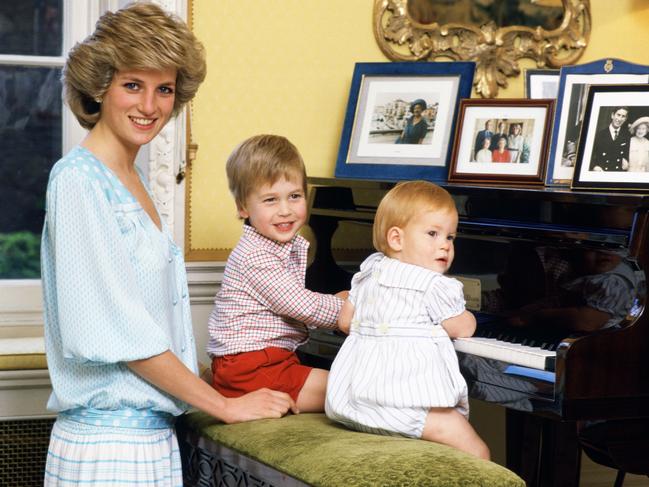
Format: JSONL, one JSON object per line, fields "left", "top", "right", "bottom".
{"left": 413, "top": 104, "right": 423, "bottom": 116}
{"left": 97, "top": 68, "right": 177, "bottom": 150}
{"left": 497, "top": 137, "right": 506, "bottom": 149}
{"left": 635, "top": 123, "right": 648, "bottom": 138}
{"left": 482, "top": 138, "right": 491, "bottom": 149}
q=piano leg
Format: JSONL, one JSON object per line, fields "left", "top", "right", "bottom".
{"left": 305, "top": 214, "right": 354, "bottom": 294}
{"left": 506, "top": 409, "right": 581, "bottom": 487}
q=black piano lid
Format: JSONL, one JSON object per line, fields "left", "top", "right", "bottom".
{"left": 308, "top": 176, "right": 645, "bottom": 248}
{"left": 308, "top": 176, "right": 649, "bottom": 208}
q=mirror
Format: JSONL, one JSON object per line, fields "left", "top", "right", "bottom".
{"left": 407, "top": 0, "right": 564, "bottom": 30}
{"left": 374, "top": 0, "right": 591, "bottom": 97}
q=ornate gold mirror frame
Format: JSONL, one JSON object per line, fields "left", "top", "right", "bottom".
{"left": 373, "top": 0, "right": 591, "bottom": 97}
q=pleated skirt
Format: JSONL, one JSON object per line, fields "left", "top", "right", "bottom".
{"left": 44, "top": 417, "right": 183, "bottom": 486}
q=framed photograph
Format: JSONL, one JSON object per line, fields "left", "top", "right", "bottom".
{"left": 525, "top": 68, "right": 560, "bottom": 99}
{"left": 334, "top": 61, "right": 475, "bottom": 182}
{"left": 546, "top": 58, "right": 649, "bottom": 186}
{"left": 448, "top": 99, "right": 554, "bottom": 185}
{"left": 572, "top": 84, "right": 649, "bottom": 191}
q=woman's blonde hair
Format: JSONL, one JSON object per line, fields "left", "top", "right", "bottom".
{"left": 63, "top": 2, "right": 206, "bottom": 129}
{"left": 373, "top": 180, "right": 457, "bottom": 254}
{"left": 226, "top": 134, "right": 307, "bottom": 212}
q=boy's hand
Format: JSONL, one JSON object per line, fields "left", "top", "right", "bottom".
{"left": 221, "top": 388, "right": 298, "bottom": 423}
{"left": 335, "top": 290, "right": 349, "bottom": 300}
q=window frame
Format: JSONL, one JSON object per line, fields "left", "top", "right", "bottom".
{"left": 0, "top": 0, "right": 188, "bottom": 333}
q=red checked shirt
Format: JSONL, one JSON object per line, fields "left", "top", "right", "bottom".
{"left": 207, "top": 225, "right": 343, "bottom": 356}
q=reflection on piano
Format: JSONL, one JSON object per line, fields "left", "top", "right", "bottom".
{"left": 300, "top": 177, "right": 649, "bottom": 486}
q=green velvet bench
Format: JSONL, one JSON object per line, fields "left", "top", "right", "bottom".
{"left": 177, "top": 411, "right": 525, "bottom": 487}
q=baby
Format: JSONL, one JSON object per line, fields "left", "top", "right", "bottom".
{"left": 325, "top": 180, "right": 489, "bottom": 459}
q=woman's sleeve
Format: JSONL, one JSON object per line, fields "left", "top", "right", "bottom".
{"left": 45, "top": 170, "right": 170, "bottom": 364}
{"left": 424, "top": 276, "right": 466, "bottom": 324}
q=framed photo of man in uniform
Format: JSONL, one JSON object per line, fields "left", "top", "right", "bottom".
{"left": 572, "top": 84, "right": 649, "bottom": 190}
{"left": 546, "top": 59, "right": 649, "bottom": 186}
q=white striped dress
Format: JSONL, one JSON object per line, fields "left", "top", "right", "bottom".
{"left": 325, "top": 253, "right": 469, "bottom": 439}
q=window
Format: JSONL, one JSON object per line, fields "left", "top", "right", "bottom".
{"left": 0, "top": 1, "right": 187, "bottom": 329}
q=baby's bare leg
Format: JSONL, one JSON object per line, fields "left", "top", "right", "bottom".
{"left": 296, "top": 368, "right": 328, "bottom": 412}
{"left": 422, "top": 408, "right": 490, "bottom": 460}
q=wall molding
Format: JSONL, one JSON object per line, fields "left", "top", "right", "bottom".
{"left": 186, "top": 262, "right": 225, "bottom": 305}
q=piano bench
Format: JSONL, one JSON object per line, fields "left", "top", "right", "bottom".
{"left": 177, "top": 411, "right": 525, "bottom": 487}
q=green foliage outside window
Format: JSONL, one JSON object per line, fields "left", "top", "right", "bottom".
{"left": 0, "top": 232, "right": 41, "bottom": 279}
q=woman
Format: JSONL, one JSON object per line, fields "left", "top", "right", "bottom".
{"left": 396, "top": 98, "right": 429, "bottom": 144}
{"left": 475, "top": 136, "right": 493, "bottom": 162}
{"left": 42, "top": 4, "right": 295, "bottom": 485}
{"left": 507, "top": 123, "right": 524, "bottom": 163}
{"left": 627, "top": 116, "right": 649, "bottom": 172}
{"left": 492, "top": 136, "right": 511, "bottom": 162}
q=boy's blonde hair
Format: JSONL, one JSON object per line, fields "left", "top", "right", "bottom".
{"left": 63, "top": 2, "right": 206, "bottom": 129}
{"left": 226, "top": 134, "right": 307, "bottom": 211}
{"left": 373, "top": 180, "right": 457, "bottom": 254}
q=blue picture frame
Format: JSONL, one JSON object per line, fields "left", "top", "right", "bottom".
{"left": 545, "top": 58, "right": 649, "bottom": 186}
{"left": 334, "top": 62, "right": 475, "bottom": 183}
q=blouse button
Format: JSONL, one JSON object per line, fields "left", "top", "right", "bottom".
{"left": 168, "top": 257, "right": 173, "bottom": 263}
{"left": 379, "top": 322, "right": 390, "bottom": 334}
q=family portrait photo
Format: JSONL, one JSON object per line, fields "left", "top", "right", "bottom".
{"left": 367, "top": 94, "right": 440, "bottom": 146}
{"left": 470, "top": 118, "right": 534, "bottom": 164}
{"left": 573, "top": 84, "right": 649, "bottom": 190}
{"left": 450, "top": 99, "right": 554, "bottom": 185}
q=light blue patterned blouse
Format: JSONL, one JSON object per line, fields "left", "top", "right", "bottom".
{"left": 41, "top": 145, "right": 197, "bottom": 416}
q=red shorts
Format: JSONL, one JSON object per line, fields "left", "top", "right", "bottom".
{"left": 211, "top": 347, "right": 312, "bottom": 402}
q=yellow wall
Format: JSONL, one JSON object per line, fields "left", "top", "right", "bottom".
{"left": 188, "top": 0, "right": 649, "bottom": 256}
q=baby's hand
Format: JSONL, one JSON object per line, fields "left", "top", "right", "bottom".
{"left": 337, "top": 298, "right": 354, "bottom": 335}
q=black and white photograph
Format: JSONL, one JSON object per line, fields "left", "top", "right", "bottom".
{"left": 449, "top": 99, "right": 554, "bottom": 185}
{"left": 573, "top": 84, "right": 649, "bottom": 190}
{"left": 546, "top": 59, "right": 649, "bottom": 185}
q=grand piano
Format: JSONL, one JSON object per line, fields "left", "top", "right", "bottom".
{"left": 299, "top": 176, "right": 649, "bottom": 486}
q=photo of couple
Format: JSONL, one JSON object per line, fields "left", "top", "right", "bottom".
{"left": 589, "top": 106, "right": 649, "bottom": 173}
{"left": 471, "top": 119, "right": 533, "bottom": 164}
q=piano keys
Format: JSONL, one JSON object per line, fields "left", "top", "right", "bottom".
{"left": 453, "top": 337, "right": 556, "bottom": 372}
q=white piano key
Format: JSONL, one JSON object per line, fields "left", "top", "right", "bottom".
{"left": 453, "top": 337, "right": 556, "bottom": 371}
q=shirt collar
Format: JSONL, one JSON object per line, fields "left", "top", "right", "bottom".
{"left": 242, "top": 224, "right": 308, "bottom": 260}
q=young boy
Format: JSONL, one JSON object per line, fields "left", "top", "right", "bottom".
{"left": 207, "top": 134, "right": 347, "bottom": 413}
